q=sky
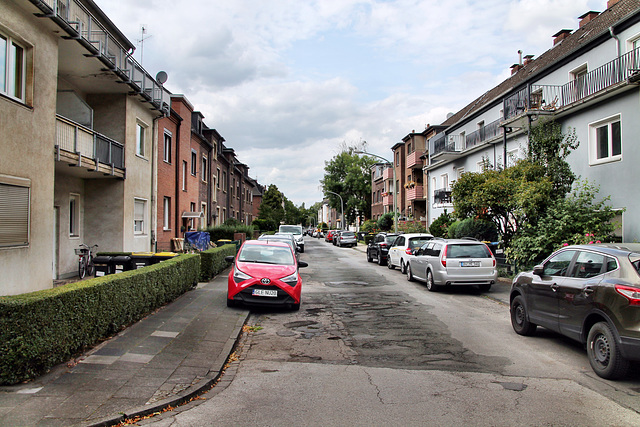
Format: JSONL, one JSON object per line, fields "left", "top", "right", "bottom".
{"left": 99, "top": 0, "right": 605, "bottom": 207}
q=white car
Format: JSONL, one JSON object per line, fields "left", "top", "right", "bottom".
{"left": 387, "top": 233, "right": 434, "bottom": 273}
{"left": 279, "top": 224, "right": 304, "bottom": 253}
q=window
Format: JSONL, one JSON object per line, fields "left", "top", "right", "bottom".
{"left": 570, "top": 251, "right": 605, "bottom": 279}
{"left": 163, "top": 197, "right": 171, "bottom": 230}
{"left": 570, "top": 64, "right": 588, "bottom": 100}
{"left": 507, "top": 148, "right": 520, "bottom": 168}
{"left": 134, "top": 199, "right": 146, "bottom": 234}
{"left": 182, "top": 161, "right": 187, "bottom": 191}
{"left": 69, "top": 193, "right": 80, "bottom": 237}
{"left": 395, "top": 152, "right": 400, "bottom": 166}
{"left": 222, "top": 171, "right": 227, "bottom": 192}
{"left": 202, "top": 156, "right": 208, "bottom": 182}
{"left": 136, "top": 122, "right": 146, "bottom": 157}
{"left": 216, "top": 168, "right": 221, "bottom": 188}
{"left": 0, "top": 176, "right": 30, "bottom": 247}
{"left": 201, "top": 202, "right": 207, "bottom": 227}
{"left": 543, "top": 250, "right": 577, "bottom": 277}
{"left": 191, "top": 150, "right": 197, "bottom": 175}
{"left": 456, "top": 168, "right": 465, "bottom": 180}
{"left": 1, "top": 33, "right": 26, "bottom": 101}
{"left": 589, "top": 115, "right": 621, "bottom": 165}
{"left": 441, "top": 174, "right": 448, "bottom": 190}
{"left": 163, "top": 131, "right": 172, "bottom": 163}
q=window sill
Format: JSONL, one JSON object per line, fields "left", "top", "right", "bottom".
{"left": 589, "top": 156, "right": 622, "bottom": 166}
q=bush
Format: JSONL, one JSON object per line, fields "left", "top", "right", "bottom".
{"left": 251, "top": 218, "right": 277, "bottom": 232}
{"left": 205, "top": 224, "right": 255, "bottom": 242}
{"left": 361, "top": 219, "right": 378, "bottom": 234}
{"left": 448, "top": 218, "right": 498, "bottom": 241}
{"left": 0, "top": 254, "right": 200, "bottom": 385}
{"left": 377, "top": 213, "right": 394, "bottom": 231}
{"left": 398, "top": 220, "right": 426, "bottom": 233}
{"left": 199, "top": 244, "right": 236, "bottom": 282}
{"left": 429, "top": 210, "right": 453, "bottom": 237}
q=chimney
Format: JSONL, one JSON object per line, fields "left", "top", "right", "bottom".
{"left": 511, "top": 63, "right": 523, "bottom": 75}
{"left": 607, "top": 0, "right": 620, "bottom": 8}
{"left": 578, "top": 11, "right": 600, "bottom": 27}
{"left": 523, "top": 54, "right": 534, "bottom": 66}
{"left": 553, "top": 29, "right": 572, "bottom": 46}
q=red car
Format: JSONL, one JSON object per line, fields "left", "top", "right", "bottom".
{"left": 225, "top": 240, "right": 308, "bottom": 310}
{"left": 325, "top": 230, "right": 338, "bottom": 243}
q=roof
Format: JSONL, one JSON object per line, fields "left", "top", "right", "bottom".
{"left": 440, "top": 0, "right": 640, "bottom": 131}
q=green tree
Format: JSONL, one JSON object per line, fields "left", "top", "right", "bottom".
{"left": 429, "top": 210, "right": 453, "bottom": 237}
{"left": 321, "top": 143, "right": 376, "bottom": 226}
{"left": 377, "top": 213, "right": 394, "bottom": 231}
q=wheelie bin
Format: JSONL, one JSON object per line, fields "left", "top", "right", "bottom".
{"left": 129, "top": 252, "right": 154, "bottom": 269}
{"left": 112, "top": 255, "right": 132, "bottom": 273}
{"left": 152, "top": 252, "right": 179, "bottom": 263}
{"left": 93, "top": 256, "right": 113, "bottom": 277}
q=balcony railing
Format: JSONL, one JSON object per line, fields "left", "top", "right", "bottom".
{"left": 382, "top": 194, "right": 393, "bottom": 206}
{"left": 504, "top": 47, "right": 640, "bottom": 119}
{"left": 406, "top": 151, "right": 423, "bottom": 169}
{"left": 32, "top": 0, "right": 171, "bottom": 113}
{"left": 433, "top": 188, "right": 452, "bottom": 204}
{"left": 429, "top": 133, "right": 464, "bottom": 157}
{"left": 56, "top": 115, "right": 124, "bottom": 170}
{"left": 383, "top": 168, "right": 394, "bottom": 180}
{"left": 406, "top": 185, "right": 424, "bottom": 201}
{"left": 465, "top": 118, "right": 503, "bottom": 149}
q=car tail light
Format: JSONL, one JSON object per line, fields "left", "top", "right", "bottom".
{"left": 492, "top": 258, "right": 496, "bottom": 267}
{"left": 405, "top": 248, "right": 413, "bottom": 255}
{"left": 441, "top": 245, "right": 448, "bottom": 267}
{"left": 380, "top": 243, "right": 387, "bottom": 248}
{"left": 615, "top": 285, "right": 640, "bottom": 306}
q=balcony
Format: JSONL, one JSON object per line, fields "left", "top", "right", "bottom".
{"left": 465, "top": 118, "right": 503, "bottom": 150}
{"left": 504, "top": 47, "right": 640, "bottom": 120}
{"left": 406, "top": 151, "right": 423, "bottom": 169}
{"left": 406, "top": 185, "right": 424, "bottom": 201}
{"left": 32, "top": 0, "right": 171, "bottom": 113}
{"left": 433, "top": 188, "right": 452, "bottom": 205}
{"left": 55, "top": 115, "right": 125, "bottom": 178}
{"left": 383, "top": 167, "right": 394, "bottom": 180}
{"left": 382, "top": 194, "right": 393, "bottom": 207}
{"left": 429, "top": 133, "right": 464, "bottom": 161}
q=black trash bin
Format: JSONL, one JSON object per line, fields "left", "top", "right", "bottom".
{"left": 93, "top": 256, "right": 113, "bottom": 277}
{"left": 112, "top": 255, "right": 132, "bottom": 273}
{"left": 129, "top": 252, "right": 154, "bottom": 269}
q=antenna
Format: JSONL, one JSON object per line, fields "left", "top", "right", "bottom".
{"left": 137, "top": 25, "right": 152, "bottom": 65}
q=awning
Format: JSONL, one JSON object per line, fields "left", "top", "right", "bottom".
{"left": 182, "top": 211, "right": 204, "bottom": 219}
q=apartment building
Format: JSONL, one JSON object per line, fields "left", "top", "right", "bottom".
{"left": 370, "top": 163, "right": 387, "bottom": 221}
{"left": 423, "top": 0, "right": 640, "bottom": 242}
{"left": 0, "top": 0, "right": 171, "bottom": 295}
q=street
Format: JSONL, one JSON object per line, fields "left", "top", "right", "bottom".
{"left": 145, "top": 237, "right": 640, "bottom": 426}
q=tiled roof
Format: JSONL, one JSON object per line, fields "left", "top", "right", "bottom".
{"left": 440, "top": 0, "right": 640, "bottom": 130}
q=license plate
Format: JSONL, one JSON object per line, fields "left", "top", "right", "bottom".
{"left": 461, "top": 261, "right": 480, "bottom": 267}
{"left": 253, "top": 289, "right": 278, "bottom": 297}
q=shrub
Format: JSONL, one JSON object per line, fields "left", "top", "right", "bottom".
{"left": 398, "top": 220, "right": 426, "bottom": 233}
{"left": 449, "top": 218, "right": 498, "bottom": 241}
{"left": 199, "top": 244, "right": 236, "bottom": 282}
{"left": 429, "top": 210, "right": 453, "bottom": 237}
{"left": 205, "top": 224, "right": 255, "bottom": 242}
{"left": 0, "top": 254, "right": 199, "bottom": 385}
{"left": 361, "top": 219, "right": 378, "bottom": 234}
{"left": 251, "top": 218, "right": 277, "bottom": 232}
{"left": 377, "top": 213, "right": 394, "bottom": 231}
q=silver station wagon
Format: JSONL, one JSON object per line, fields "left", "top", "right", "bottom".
{"left": 406, "top": 238, "right": 497, "bottom": 292}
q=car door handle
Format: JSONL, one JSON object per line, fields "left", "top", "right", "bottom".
{"left": 551, "top": 283, "right": 559, "bottom": 292}
{"left": 584, "top": 287, "right": 595, "bottom": 295}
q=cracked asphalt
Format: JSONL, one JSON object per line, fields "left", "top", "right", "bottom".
{"left": 142, "top": 237, "right": 640, "bottom": 426}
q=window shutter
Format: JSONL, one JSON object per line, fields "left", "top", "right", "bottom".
{"left": 0, "top": 183, "right": 29, "bottom": 246}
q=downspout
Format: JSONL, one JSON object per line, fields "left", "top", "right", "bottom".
{"left": 151, "top": 115, "right": 160, "bottom": 252}
{"left": 609, "top": 27, "right": 620, "bottom": 57}
{"left": 175, "top": 117, "right": 181, "bottom": 236}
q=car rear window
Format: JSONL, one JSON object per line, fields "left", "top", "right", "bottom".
{"left": 342, "top": 232, "right": 355, "bottom": 237}
{"left": 385, "top": 235, "right": 398, "bottom": 244}
{"left": 408, "top": 237, "right": 432, "bottom": 248}
{"left": 446, "top": 244, "right": 491, "bottom": 258}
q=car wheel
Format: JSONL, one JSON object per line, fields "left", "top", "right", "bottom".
{"left": 400, "top": 260, "right": 406, "bottom": 274}
{"left": 291, "top": 303, "right": 301, "bottom": 311}
{"left": 587, "top": 321, "right": 630, "bottom": 380}
{"left": 226, "top": 296, "right": 236, "bottom": 308}
{"left": 478, "top": 283, "right": 492, "bottom": 292}
{"left": 510, "top": 295, "right": 537, "bottom": 336}
{"left": 406, "top": 263, "right": 414, "bottom": 281}
{"left": 387, "top": 258, "right": 395, "bottom": 269}
{"left": 367, "top": 250, "right": 373, "bottom": 262}
{"left": 300, "top": 247, "right": 305, "bottom": 253}
{"left": 426, "top": 270, "right": 438, "bottom": 292}
{"left": 378, "top": 254, "right": 385, "bottom": 266}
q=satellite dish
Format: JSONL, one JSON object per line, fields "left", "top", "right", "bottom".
{"left": 446, "top": 112, "right": 454, "bottom": 119}
{"left": 156, "top": 71, "right": 168, "bottom": 84}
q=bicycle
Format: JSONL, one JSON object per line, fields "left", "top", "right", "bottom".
{"left": 75, "top": 243, "right": 99, "bottom": 279}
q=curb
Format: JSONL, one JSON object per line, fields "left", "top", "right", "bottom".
{"left": 86, "top": 311, "right": 250, "bottom": 427}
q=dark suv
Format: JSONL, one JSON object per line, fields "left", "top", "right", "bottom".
{"left": 510, "top": 243, "right": 640, "bottom": 380}
{"left": 367, "top": 233, "right": 399, "bottom": 266}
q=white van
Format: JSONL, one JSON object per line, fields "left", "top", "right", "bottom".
{"left": 278, "top": 225, "right": 304, "bottom": 253}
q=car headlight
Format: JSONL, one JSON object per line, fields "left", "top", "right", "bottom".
{"left": 281, "top": 271, "right": 299, "bottom": 287}
{"left": 233, "top": 266, "right": 252, "bottom": 284}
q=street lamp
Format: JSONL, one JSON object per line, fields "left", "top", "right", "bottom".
{"left": 325, "top": 190, "right": 344, "bottom": 230}
{"left": 354, "top": 149, "right": 397, "bottom": 233}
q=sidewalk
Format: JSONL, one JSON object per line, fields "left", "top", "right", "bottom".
{"left": 0, "top": 272, "right": 249, "bottom": 427}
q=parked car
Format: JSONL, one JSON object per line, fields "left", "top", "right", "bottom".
{"left": 325, "top": 230, "right": 338, "bottom": 243}
{"left": 366, "top": 232, "right": 399, "bottom": 266}
{"left": 258, "top": 233, "right": 299, "bottom": 260}
{"left": 388, "top": 233, "right": 434, "bottom": 273}
{"left": 279, "top": 224, "right": 304, "bottom": 253}
{"left": 225, "top": 240, "right": 308, "bottom": 310}
{"left": 406, "top": 238, "right": 497, "bottom": 292}
{"left": 336, "top": 231, "right": 357, "bottom": 247}
{"left": 510, "top": 243, "right": 640, "bottom": 380}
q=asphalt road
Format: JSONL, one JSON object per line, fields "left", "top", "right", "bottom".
{"left": 144, "top": 237, "right": 640, "bottom": 426}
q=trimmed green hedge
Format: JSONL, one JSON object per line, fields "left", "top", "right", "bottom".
{"left": 199, "top": 244, "right": 236, "bottom": 282}
{"left": 0, "top": 254, "right": 200, "bottom": 385}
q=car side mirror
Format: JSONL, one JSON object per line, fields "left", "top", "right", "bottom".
{"left": 225, "top": 255, "right": 235, "bottom": 263}
{"left": 298, "top": 261, "right": 308, "bottom": 268}
{"left": 532, "top": 265, "right": 544, "bottom": 277}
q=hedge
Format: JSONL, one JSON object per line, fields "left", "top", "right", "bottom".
{"left": 0, "top": 253, "right": 200, "bottom": 385}
{"left": 199, "top": 244, "right": 236, "bottom": 282}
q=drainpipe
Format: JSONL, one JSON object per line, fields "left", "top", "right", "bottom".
{"left": 151, "top": 115, "right": 160, "bottom": 252}
{"left": 609, "top": 27, "right": 620, "bottom": 57}
{"left": 175, "top": 116, "right": 181, "bottom": 236}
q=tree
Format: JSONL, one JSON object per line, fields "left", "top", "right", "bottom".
{"left": 377, "top": 213, "right": 394, "bottom": 231}
{"left": 321, "top": 143, "right": 376, "bottom": 226}
{"left": 429, "top": 210, "right": 453, "bottom": 237}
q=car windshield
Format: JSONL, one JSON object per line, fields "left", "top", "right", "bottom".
{"left": 279, "top": 226, "right": 302, "bottom": 235}
{"left": 238, "top": 245, "right": 294, "bottom": 265}
{"left": 385, "top": 235, "right": 398, "bottom": 244}
{"left": 446, "top": 244, "right": 491, "bottom": 258}
{"left": 409, "top": 237, "right": 431, "bottom": 248}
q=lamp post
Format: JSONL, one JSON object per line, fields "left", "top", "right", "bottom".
{"left": 325, "top": 190, "right": 344, "bottom": 230}
{"left": 354, "top": 149, "right": 397, "bottom": 233}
